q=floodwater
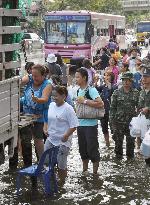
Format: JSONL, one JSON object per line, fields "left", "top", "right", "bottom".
{"left": 0, "top": 126, "right": 150, "bottom": 205}
{"left": 1, "top": 46, "right": 149, "bottom": 205}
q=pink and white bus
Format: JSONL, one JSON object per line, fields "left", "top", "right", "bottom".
{"left": 44, "top": 10, "right": 125, "bottom": 63}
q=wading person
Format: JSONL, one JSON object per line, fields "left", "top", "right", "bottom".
{"left": 55, "top": 53, "right": 68, "bottom": 86}
{"left": 44, "top": 86, "right": 78, "bottom": 184}
{"left": 95, "top": 72, "right": 117, "bottom": 147}
{"left": 9, "top": 64, "right": 52, "bottom": 187}
{"left": 138, "top": 68, "right": 150, "bottom": 165}
{"left": 11, "top": 64, "right": 52, "bottom": 164}
{"left": 83, "top": 58, "right": 96, "bottom": 86}
{"left": 75, "top": 68, "right": 104, "bottom": 174}
{"left": 105, "top": 57, "right": 119, "bottom": 84}
{"left": 46, "top": 53, "right": 62, "bottom": 78}
{"left": 110, "top": 72, "right": 139, "bottom": 159}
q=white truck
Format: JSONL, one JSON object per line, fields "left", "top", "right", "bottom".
{"left": 0, "top": 2, "right": 21, "bottom": 164}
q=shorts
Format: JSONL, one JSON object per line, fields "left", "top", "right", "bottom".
{"left": 44, "top": 139, "right": 70, "bottom": 170}
{"left": 100, "top": 113, "right": 109, "bottom": 135}
{"left": 32, "top": 122, "right": 44, "bottom": 139}
{"left": 77, "top": 125, "right": 100, "bottom": 163}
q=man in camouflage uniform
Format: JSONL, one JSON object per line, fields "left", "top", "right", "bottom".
{"left": 138, "top": 68, "right": 150, "bottom": 165}
{"left": 110, "top": 72, "right": 139, "bottom": 159}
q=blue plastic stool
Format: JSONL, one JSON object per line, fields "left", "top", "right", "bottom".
{"left": 16, "top": 146, "right": 58, "bottom": 195}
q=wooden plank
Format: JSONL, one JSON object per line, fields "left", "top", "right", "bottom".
{"left": 0, "top": 122, "right": 10, "bottom": 134}
{"left": 0, "top": 63, "right": 2, "bottom": 70}
{"left": 0, "top": 9, "right": 22, "bottom": 17}
{"left": 0, "top": 43, "right": 20, "bottom": 52}
{"left": 2, "top": 52, "right": 5, "bottom": 80}
{"left": 0, "top": 26, "right": 21, "bottom": 34}
{"left": 0, "top": 76, "right": 19, "bottom": 85}
{"left": 0, "top": 11, "right": 2, "bottom": 81}
{"left": 0, "top": 97, "right": 10, "bottom": 118}
{"left": 0, "top": 127, "right": 18, "bottom": 148}
{"left": 4, "top": 61, "right": 21, "bottom": 70}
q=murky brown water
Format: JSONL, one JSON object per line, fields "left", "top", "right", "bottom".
{"left": 0, "top": 126, "right": 150, "bottom": 205}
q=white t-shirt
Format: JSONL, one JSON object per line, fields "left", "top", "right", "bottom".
{"left": 47, "top": 102, "right": 79, "bottom": 148}
{"left": 127, "top": 56, "right": 138, "bottom": 74}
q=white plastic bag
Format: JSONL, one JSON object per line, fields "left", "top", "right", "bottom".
{"left": 140, "top": 128, "right": 150, "bottom": 157}
{"left": 129, "top": 114, "right": 150, "bottom": 139}
{"left": 129, "top": 115, "right": 141, "bottom": 138}
{"left": 139, "top": 115, "right": 150, "bottom": 140}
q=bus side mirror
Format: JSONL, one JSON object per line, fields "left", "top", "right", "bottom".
{"left": 89, "top": 24, "right": 94, "bottom": 37}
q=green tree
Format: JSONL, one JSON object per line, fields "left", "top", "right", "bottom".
{"left": 45, "top": 0, "right": 122, "bottom": 14}
{"left": 98, "top": 0, "right": 122, "bottom": 14}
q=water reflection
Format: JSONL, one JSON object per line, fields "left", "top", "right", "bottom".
{"left": 0, "top": 128, "right": 150, "bottom": 205}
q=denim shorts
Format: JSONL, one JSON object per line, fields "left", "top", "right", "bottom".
{"left": 44, "top": 139, "right": 70, "bottom": 170}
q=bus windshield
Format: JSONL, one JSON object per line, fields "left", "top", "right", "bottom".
{"left": 137, "top": 22, "right": 150, "bottom": 33}
{"left": 45, "top": 21, "right": 91, "bottom": 44}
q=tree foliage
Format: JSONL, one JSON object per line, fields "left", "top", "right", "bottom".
{"left": 98, "top": 0, "right": 122, "bottom": 14}
{"left": 45, "top": 0, "right": 122, "bottom": 14}
{"left": 125, "top": 10, "right": 150, "bottom": 25}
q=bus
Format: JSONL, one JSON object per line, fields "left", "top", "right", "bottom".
{"left": 137, "top": 21, "right": 150, "bottom": 45}
{"left": 44, "top": 10, "right": 125, "bottom": 63}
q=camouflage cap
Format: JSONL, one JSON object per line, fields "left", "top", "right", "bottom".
{"left": 143, "top": 68, "right": 150, "bottom": 77}
{"left": 142, "top": 57, "right": 150, "bottom": 67}
{"left": 121, "top": 72, "right": 133, "bottom": 80}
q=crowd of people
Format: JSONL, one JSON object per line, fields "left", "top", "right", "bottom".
{"left": 9, "top": 38, "right": 150, "bottom": 189}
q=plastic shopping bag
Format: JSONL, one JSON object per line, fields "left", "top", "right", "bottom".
{"left": 140, "top": 115, "right": 150, "bottom": 140}
{"left": 129, "top": 115, "right": 141, "bottom": 138}
{"left": 129, "top": 114, "right": 150, "bottom": 139}
{"left": 140, "top": 128, "right": 150, "bottom": 157}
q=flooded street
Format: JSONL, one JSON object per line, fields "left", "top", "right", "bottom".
{"left": 1, "top": 126, "right": 150, "bottom": 205}
{"left": 0, "top": 47, "right": 150, "bottom": 205}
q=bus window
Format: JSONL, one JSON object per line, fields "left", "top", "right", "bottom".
{"left": 97, "top": 28, "right": 101, "bottom": 36}
{"left": 89, "top": 24, "right": 94, "bottom": 37}
{"left": 101, "top": 29, "right": 104, "bottom": 36}
{"left": 67, "top": 22, "right": 91, "bottom": 44}
{"left": 45, "top": 22, "right": 66, "bottom": 44}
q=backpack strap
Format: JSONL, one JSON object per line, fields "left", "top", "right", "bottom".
{"left": 77, "top": 87, "right": 93, "bottom": 100}
{"left": 77, "top": 88, "right": 79, "bottom": 97}
{"left": 85, "top": 88, "right": 93, "bottom": 100}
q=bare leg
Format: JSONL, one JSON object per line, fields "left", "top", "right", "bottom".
{"left": 82, "top": 159, "right": 89, "bottom": 172}
{"left": 104, "top": 133, "right": 110, "bottom": 147}
{"left": 137, "top": 137, "right": 141, "bottom": 149}
{"left": 58, "top": 168, "right": 67, "bottom": 185}
{"left": 34, "top": 138, "right": 44, "bottom": 159}
{"left": 93, "top": 161, "right": 99, "bottom": 174}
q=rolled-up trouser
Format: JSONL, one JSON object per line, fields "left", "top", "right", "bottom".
{"left": 77, "top": 125, "right": 100, "bottom": 163}
{"left": 112, "top": 122, "right": 135, "bottom": 158}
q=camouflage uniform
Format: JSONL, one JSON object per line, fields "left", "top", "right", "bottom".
{"left": 138, "top": 89, "right": 150, "bottom": 120}
{"left": 138, "top": 68, "right": 150, "bottom": 166}
{"left": 110, "top": 82, "right": 139, "bottom": 158}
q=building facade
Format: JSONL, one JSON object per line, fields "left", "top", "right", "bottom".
{"left": 121, "top": 0, "right": 150, "bottom": 11}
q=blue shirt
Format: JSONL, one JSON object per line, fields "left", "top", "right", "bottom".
{"left": 23, "top": 76, "right": 51, "bottom": 122}
{"left": 133, "top": 71, "right": 142, "bottom": 90}
{"left": 96, "top": 84, "right": 117, "bottom": 113}
{"left": 77, "top": 87, "right": 100, "bottom": 126}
